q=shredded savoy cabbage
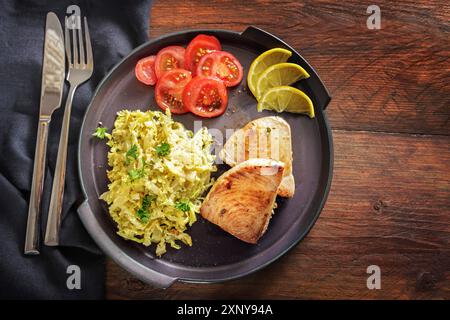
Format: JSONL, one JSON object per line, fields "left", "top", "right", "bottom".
{"left": 100, "top": 109, "right": 216, "bottom": 256}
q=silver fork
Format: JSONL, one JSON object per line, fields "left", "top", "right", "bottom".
{"left": 44, "top": 15, "right": 93, "bottom": 245}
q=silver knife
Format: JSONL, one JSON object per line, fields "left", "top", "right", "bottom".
{"left": 24, "top": 12, "right": 65, "bottom": 255}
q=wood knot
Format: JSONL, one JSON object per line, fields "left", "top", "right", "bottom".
{"left": 123, "top": 276, "right": 146, "bottom": 291}
{"left": 416, "top": 272, "right": 437, "bottom": 292}
{"left": 373, "top": 200, "right": 386, "bottom": 213}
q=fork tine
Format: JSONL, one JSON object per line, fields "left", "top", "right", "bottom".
{"left": 84, "top": 17, "right": 93, "bottom": 69}
{"left": 72, "top": 15, "right": 78, "bottom": 66}
{"left": 78, "top": 17, "right": 85, "bottom": 66}
{"left": 64, "top": 16, "right": 72, "bottom": 67}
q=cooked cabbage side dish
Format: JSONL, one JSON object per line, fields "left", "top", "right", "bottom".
{"left": 100, "top": 109, "right": 216, "bottom": 256}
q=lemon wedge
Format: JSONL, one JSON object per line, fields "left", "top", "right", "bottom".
{"left": 247, "top": 48, "right": 292, "bottom": 97}
{"left": 257, "top": 86, "right": 315, "bottom": 118}
{"left": 255, "top": 62, "right": 310, "bottom": 99}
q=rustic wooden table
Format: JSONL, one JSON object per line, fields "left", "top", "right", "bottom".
{"left": 106, "top": 0, "right": 450, "bottom": 299}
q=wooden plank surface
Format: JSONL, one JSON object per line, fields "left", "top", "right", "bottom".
{"left": 148, "top": 0, "right": 450, "bottom": 136}
{"left": 106, "top": 0, "right": 450, "bottom": 299}
{"left": 107, "top": 130, "right": 450, "bottom": 299}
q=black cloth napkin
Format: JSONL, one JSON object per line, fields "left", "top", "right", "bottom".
{"left": 0, "top": 0, "right": 152, "bottom": 299}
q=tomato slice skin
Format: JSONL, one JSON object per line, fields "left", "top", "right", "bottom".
{"left": 155, "top": 68, "right": 192, "bottom": 114}
{"left": 135, "top": 55, "right": 157, "bottom": 85}
{"left": 183, "top": 76, "right": 228, "bottom": 118}
{"left": 184, "top": 34, "right": 222, "bottom": 73}
{"left": 196, "top": 51, "right": 243, "bottom": 87}
{"left": 154, "top": 46, "right": 186, "bottom": 79}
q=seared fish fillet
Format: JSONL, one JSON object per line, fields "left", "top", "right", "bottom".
{"left": 200, "top": 158, "right": 285, "bottom": 244}
{"left": 219, "top": 116, "right": 295, "bottom": 197}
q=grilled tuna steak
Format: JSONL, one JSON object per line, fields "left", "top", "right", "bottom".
{"left": 200, "top": 158, "right": 285, "bottom": 243}
{"left": 219, "top": 116, "right": 295, "bottom": 197}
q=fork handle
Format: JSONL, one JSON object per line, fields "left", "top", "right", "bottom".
{"left": 25, "top": 117, "right": 51, "bottom": 255}
{"left": 44, "top": 85, "right": 77, "bottom": 246}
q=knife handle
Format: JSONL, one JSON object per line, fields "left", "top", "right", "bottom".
{"left": 25, "top": 117, "right": 51, "bottom": 255}
{"left": 45, "top": 85, "right": 76, "bottom": 246}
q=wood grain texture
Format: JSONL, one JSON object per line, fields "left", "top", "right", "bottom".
{"left": 106, "top": 130, "right": 450, "bottom": 299}
{"left": 149, "top": 0, "right": 450, "bottom": 135}
{"left": 105, "top": 0, "right": 450, "bottom": 300}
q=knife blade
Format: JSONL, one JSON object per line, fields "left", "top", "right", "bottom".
{"left": 24, "top": 12, "right": 65, "bottom": 255}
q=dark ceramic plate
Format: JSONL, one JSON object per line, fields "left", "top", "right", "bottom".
{"left": 78, "top": 26, "right": 333, "bottom": 288}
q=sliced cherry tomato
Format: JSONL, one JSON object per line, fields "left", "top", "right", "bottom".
{"left": 155, "top": 69, "right": 192, "bottom": 114}
{"left": 154, "top": 46, "right": 186, "bottom": 79}
{"left": 183, "top": 76, "right": 228, "bottom": 118}
{"left": 135, "top": 55, "right": 157, "bottom": 85}
{"left": 184, "top": 34, "right": 222, "bottom": 72}
{"left": 196, "top": 51, "right": 243, "bottom": 87}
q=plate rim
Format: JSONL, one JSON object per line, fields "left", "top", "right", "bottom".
{"left": 77, "top": 27, "right": 334, "bottom": 287}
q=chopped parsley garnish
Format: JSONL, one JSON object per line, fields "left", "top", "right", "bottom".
{"left": 175, "top": 201, "right": 191, "bottom": 213}
{"left": 128, "top": 169, "right": 144, "bottom": 181}
{"left": 155, "top": 142, "right": 170, "bottom": 157}
{"left": 136, "top": 208, "right": 149, "bottom": 223}
{"left": 128, "top": 159, "right": 148, "bottom": 181}
{"left": 136, "top": 194, "right": 156, "bottom": 223}
{"left": 92, "top": 126, "right": 108, "bottom": 139}
{"left": 125, "top": 144, "right": 138, "bottom": 165}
